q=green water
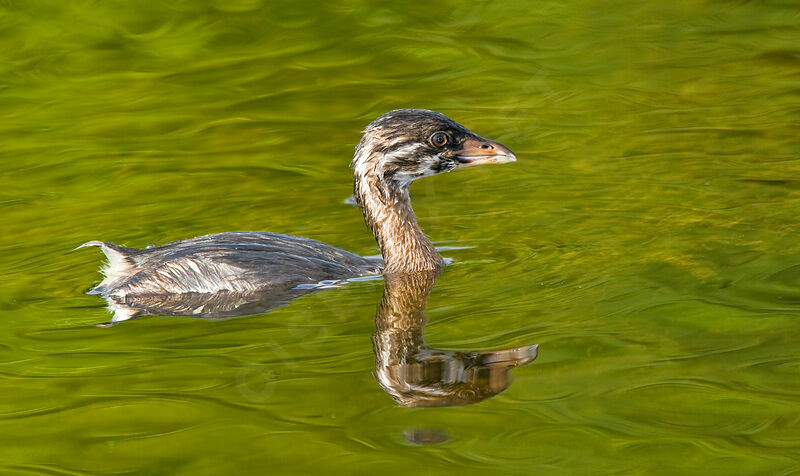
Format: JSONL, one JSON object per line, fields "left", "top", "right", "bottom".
{"left": 2, "top": 0, "right": 800, "bottom": 474}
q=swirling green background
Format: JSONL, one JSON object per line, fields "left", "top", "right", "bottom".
{"left": 1, "top": 1, "right": 799, "bottom": 474}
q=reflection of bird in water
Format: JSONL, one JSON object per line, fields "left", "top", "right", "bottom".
{"left": 80, "top": 109, "right": 515, "bottom": 324}
{"left": 374, "top": 271, "right": 538, "bottom": 407}
{"left": 100, "top": 267, "right": 539, "bottom": 407}
{"left": 99, "top": 285, "right": 320, "bottom": 325}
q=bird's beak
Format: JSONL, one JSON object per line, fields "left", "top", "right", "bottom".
{"left": 455, "top": 136, "right": 516, "bottom": 168}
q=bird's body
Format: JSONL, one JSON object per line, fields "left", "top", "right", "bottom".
{"left": 81, "top": 231, "right": 380, "bottom": 297}
{"left": 83, "top": 109, "right": 515, "bottom": 311}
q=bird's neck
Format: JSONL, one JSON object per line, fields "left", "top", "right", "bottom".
{"left": 355, "top": 172, "right": 445, "bottom": 273}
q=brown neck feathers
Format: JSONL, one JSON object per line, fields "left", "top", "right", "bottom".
{"left": 354, "top": 170, "right": 445, "bottom": 273}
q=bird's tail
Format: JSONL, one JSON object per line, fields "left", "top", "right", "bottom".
{"left": 76, "top": 241, "right": 140, "bottom": 295}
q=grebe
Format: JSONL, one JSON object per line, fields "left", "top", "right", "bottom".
{"left": 81, "top": 109, "right": 515, "bottom": 300}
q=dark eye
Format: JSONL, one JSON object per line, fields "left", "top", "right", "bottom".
{"left": 429, "top": 132, "right": 449, "bottom": 148}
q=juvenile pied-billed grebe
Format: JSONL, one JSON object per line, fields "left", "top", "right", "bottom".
{"left": 81, "top": 109, "right": 515, "bottom": 299}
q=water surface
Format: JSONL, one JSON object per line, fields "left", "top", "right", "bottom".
{"left": 1, "top": 1, "right": 800, "bottom": 474}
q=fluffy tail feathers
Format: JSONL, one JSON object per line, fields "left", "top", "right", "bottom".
{"left": 77, "top": 241, "right": 140, "bottom": 295}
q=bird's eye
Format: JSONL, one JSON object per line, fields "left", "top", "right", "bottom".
{"left": 429, "top": 132, "right": 449, "bottom": 148}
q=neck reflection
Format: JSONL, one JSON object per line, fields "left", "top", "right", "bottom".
{"left": 374, "top": 271, "right": 538, "bottom": 407}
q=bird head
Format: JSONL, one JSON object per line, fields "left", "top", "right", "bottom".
{"left": 352, "top": 109, "right": 516, "bottom": 187}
